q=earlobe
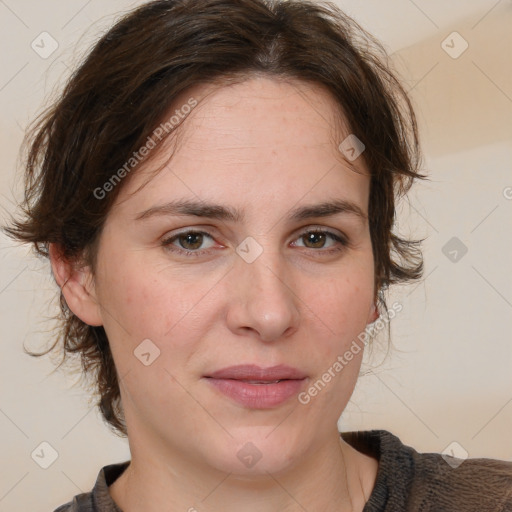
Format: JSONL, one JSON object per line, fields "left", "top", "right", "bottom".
{"left": 367, "top": 302, "right": 379, "bottom": 325}
{"left": 48, "top": 243, "right": 103, "bottom": 327}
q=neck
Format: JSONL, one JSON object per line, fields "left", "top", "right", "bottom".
{"left": 109, "top": 432, "right": 378, "bottom": 512}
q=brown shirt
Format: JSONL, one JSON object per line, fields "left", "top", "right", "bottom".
{"left": 53, "top": 430, "right": 512, "bottom": 511}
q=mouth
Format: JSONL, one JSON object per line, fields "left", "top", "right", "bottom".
{"left": 204, "top": 365, "right": 307, "bottom": 408}
{"left": 205, "top": 364, "right": 307, "bottom": 381}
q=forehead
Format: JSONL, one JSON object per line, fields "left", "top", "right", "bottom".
{"left": 168, "top": 76, "right": 361, "bottom": 164}
{"left": 113, "top": 76, "right": 370, "bottom": 216}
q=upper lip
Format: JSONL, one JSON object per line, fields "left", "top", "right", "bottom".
{"left": 206, "top": 364, "right": 307, "bottom": 380}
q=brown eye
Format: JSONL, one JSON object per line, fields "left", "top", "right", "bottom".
{"left": 177, "top": 232, "right": 205, "bottom": 250}
{"left": 291, "top": 229, "right": 348, "bottom": 254}
{"left": 161, "top": 230, "right": 216, "bottom": 255}
{"left": 302, "top": 231, "right": 327, "bottom": 248}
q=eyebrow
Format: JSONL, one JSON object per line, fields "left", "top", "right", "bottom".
{"left": 134, "top": 198, "right": 367, "bottom": 223}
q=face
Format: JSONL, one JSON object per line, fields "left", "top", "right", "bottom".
{"left": 80, "top": 77, "right": 377, "bottom": 475}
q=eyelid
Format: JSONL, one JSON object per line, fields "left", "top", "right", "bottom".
{"left": 293, "top": 224, "right": 346, "bottom": 239}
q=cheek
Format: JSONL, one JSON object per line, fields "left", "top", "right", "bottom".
{"left": 95, "top": 261, "right": 213, "bottom": 406}
{"left": 297, "top": 264, "right": 374, "bottom": 388}
{"left": 306, "top": 268, "right": 374, "bottom": 338}
{"left": 302, "top": 274, "right": 369, "bottom": 410}
{"left": 99, "top": 246, "right": 208, "bottom": 326}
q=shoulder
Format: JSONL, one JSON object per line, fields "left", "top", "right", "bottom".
{"left": 411, "top": 449, "right": 512, "bottom": 511}
{"left": 342, "top": 430, "right": 512, "bottom": 512}
{"left": 52, "top": 493, "right": 93, "bottom": 512}
{"left": 52, "top": 461, "right": 129, "bottom": 512}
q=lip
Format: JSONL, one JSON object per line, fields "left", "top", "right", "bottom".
{"left": 206, "top": 364, "right": 307, "bottom": 380}
{"left": 204, "top": 365, "right": 307, "bottom": 408}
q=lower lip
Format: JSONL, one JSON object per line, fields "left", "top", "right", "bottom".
{"left": 206, "top": 378, "right": 306, "bottom": 408}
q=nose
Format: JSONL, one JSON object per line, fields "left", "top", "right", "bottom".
{"left": 226, "top": 253, "right": 301, "bottom": 342}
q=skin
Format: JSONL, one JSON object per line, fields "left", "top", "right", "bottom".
{"left": 50, "top": 76, "right": 379, "bottom": 512}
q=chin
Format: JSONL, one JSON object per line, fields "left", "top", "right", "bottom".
{"left": 204, "top": 428, "right": 303, "bottom": 477}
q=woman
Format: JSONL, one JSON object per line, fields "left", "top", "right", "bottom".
{"left": 4, "top": 0, "right": 511, "bottom": 510}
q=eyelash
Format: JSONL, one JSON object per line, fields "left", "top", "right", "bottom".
{"left": 161, "top": 228, "right": 349, "bottom": 258}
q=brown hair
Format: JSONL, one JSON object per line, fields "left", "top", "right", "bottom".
{"left": 3, "top": 0, "right": 426, "bottom": 437}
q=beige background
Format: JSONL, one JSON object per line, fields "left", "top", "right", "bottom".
{"left": 0, "top": 1, "right": 511, "bottom": 510}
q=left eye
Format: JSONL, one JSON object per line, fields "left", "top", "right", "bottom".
{"left": 292, "top": 230, "right": 345, "bottom": 249}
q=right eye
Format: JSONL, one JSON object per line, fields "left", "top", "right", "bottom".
{"left": 161, "top": 230, "right": 220, "bottom": 257}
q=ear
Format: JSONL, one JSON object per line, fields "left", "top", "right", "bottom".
{"left": 49, "top": 243, "right": 103, "bottom": 326}
{"left": 367, "top": 302, "right": 379, "bottom": 325}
